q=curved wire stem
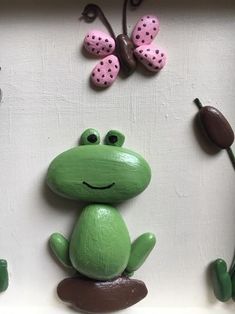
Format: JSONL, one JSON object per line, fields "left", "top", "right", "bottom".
{"left": 227, "top": 147, "right": 235, "bottom": 274}
{"left": 122, "top": 0, "right": 143, "bottom": 35}
{"left": 194, "top": 98, "right": 235, "bottom": 275}
{"left": 193, "top": 98, "right": 203, "bottom": 109}
{"left": 82, "top": 3, "right": 116, "bottom": 39}
{"left": 227, "top": 147, "right": 235, "bottom": 172}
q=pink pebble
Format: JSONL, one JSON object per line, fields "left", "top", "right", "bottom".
{"left": 134, "top": 45, "right": 167, "bottom": 72}
{"left": 84, "top": 30, "right": 115, "bottom": 57}
{"left": 91, "top": 55, "right": 120, "bottom": 87}
{"left": 132, "top": 15, "right": 160, "bottom": 47}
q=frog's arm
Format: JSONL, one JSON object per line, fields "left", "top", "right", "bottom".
{"left": 0, "top": 259, "right": 8, "bottom": 292}
{"left": 49, "top": 233, "right": 73, "bottom": 269}
{"left": 124, "top": 233, "right": 156, "bottom": 276}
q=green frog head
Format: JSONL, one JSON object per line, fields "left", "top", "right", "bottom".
{"left": 47, "top": 129, "right": 151, "bottom": 203}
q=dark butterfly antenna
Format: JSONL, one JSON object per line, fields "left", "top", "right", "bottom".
{"left": 82, "top": 4, "right": 116, "bottom": 40}
{"left": 122, "top": 0, "right": 143, "bottom": 35}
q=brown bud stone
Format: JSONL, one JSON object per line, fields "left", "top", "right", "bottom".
{"left": 57, "top": 276, "right": 148, "bottom": 313}
{"left": 116, "top": 34, "right": 137, "bottom": 76}
{"left": 199, "top": 106, "right": 234, "bottom": 149}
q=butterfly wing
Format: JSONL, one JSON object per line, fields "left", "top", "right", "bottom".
{"left": 131, "top": 15, "right": 160, "bottom": 47}
{"left": 84, "top": 30, "right": 115, "bottom": 58}
{"left": 91, "top": 55, "right": 120, "bottom": 87}
{"left": 134, "top": 45, "right": 167, "bottom": 72}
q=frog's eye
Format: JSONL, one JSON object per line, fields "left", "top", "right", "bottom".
{"left": 105, "top": 130, "right": 125, "bottom": 147}
{"left": 80, "top": 128, "right": 100, "bottom": 145}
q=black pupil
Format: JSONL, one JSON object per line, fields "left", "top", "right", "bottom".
{"left": 87, "top": 134, "right": 97, "bottom": 143}
{"left": 108, "top": 135, "right": 118, "bottom": 144}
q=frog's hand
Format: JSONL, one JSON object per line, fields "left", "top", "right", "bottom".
{"left": 211, "top": 258, "right": 232, "bottom": 302}
{"left": 49, "top": 233, "right": 73, "bottom": 269}
{"left": 0, "top": 259, "right": 8, "bottom": 292}
{"left": 125, "top": 233, "right": 156, "bottom": 276}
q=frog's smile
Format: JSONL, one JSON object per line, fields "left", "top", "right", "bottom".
{"left": 83, "top": 181, "right": 115, "bottom": 190}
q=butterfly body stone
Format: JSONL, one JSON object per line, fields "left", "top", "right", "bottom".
{"left": 91, "top": 55, "right": 120, "bottom": 87}
{"left": 116, "top": 34, "right": 136, "bottom": 76}
{"left": 134, "top": 45, "right": 167, "bottom": 72}
{"left": 84, "top": 30, "right": 115, "bottom": 57}
{"left": 132, "top": 15, "right": 160, "bottom": 47}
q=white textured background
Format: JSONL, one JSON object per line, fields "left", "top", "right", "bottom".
{"left": 0, "top": 0, "right": 235, "bottom": 313}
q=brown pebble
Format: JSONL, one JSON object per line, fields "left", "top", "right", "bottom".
{"left": 115, "top": 34, "right": 137, "bottom": 76}
{"left": 57, "top": 276, "right": 148, "bottom": 313}
{"left": 199, "top": 106, "right": 234, "bottom": 149}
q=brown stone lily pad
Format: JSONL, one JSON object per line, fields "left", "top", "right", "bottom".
{"left": 57, "top": 276, "right": 148, "bottom": 313}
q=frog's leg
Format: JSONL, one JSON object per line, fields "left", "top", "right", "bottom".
{"left": 124, "top": 233, "right": 156, "bottom": 276}
{"left": 49, "top": 233, "right": 73, "bottom": 269}
{"left": 0, "top": 259, "right": 8, "bottom": 292}
{"left": 211, "top": 259, "right": 232, "bottom": 302}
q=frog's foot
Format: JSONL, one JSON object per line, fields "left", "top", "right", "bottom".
{"left": 0, "top": 259, "right": 8, "bottom": 292}
{"left": 211, "top": 259, "right": 232, "bottom": 302}
{"left": 57, "top": 276, "right": 147, "bottom": 313}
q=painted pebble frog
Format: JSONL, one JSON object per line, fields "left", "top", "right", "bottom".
{"left": 47, "top": 129, "right": 156, "bottom": 312}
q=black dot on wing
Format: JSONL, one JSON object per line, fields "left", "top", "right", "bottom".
{"left": 109, "top": 44, "right": 112, "bottom": 48}
{"left": 102, "top": 74, "right": 105, "bottom": 78}
{"left": 110, "top": 75, "right": 113, "bottom": 78}
{"left": 104, "top": 81, "right": 107, "bottom": 85}
{"left": 92, "top": 48, "right": 95, "bottom": 52}
{"left": 152, "top": 20, "right": 156, "bottom": 23}
{"left": 142, "top": 40, "right": 145, "bottom": 43}
{"left": 136, "top": 35, "right": 140, "bottom": 39}
{"left": 108, "top": 69, "right": 111, "bottom": 72}
{"left": 102, "top": 47, "right": 105, "bottom": 50}
{"left": 87, "top": 43, "right": 90, "bottom": 46}
{"left": 92, "top": 36, "right": 95, "bottom": 39}
{"left": 101, "top": 61, "right": 104, "bottom": 65}
{"left": 155, "top": 50, "right": 159, "bottom": 54}
{"left": 148, "top": 63, "right": 152, "bottom": 66}
{"left": 105, "top": 39, "right": 109, "bottom": 42}
{"left": 161, "top": 53, "right": 164, "bottom": 57}
{"left": 152, "top": 56, "right": 156, "bottom": 60}
{"left": 107, "top": 50, "right": 110, "bottom": 53}
{"left": 98, "top": 37, "right": 101, "bottom": 40}
{"left": 108, "top": 60, "right": 112, "bottom": 63}
{"left": 92, "top": 73, "right": 95, "bottom": 77}
{"left": 138, "top": 27, "right": 141, "bottom": 31}
{"left": 96, "top": 43, "right": 99, "bottom": 46}
{"left": 87, "top": 35, "right": 89, "bottom": 37}
{"left": 143, "top": 24, "right": 146, "bottom": 27}
{"left": 139, "top": 50, "right": 143, "bottom": 53}
{"left": 153, "top": 27, "right": 157, "bottom": 31}
{"left": 159, "top": 59, "right": 162, "bottom": 63}
{"left": 115, "top": 65, "right": 118, "bottom": 68}
{"left": 155, "top": 66, "right": 159, "bottom": 70}
{"left": 144, "top": 54, "right": 147, "bottom": 57}
{"left": 97, "top": 68, "right": 100, "bottom": 72}
{"left": 147, "top": 49, "right": 150, "bottom": 51}
{"left": 146, "top": 32, "right": 149, "bottom": 35}
{"left": 97, "top": 79, "right": 100, "bottom": 82}
{"left": 147, "top": 16, "right": 150, "bottom": 18}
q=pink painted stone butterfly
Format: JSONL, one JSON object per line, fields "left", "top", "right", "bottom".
{"left": 82, "top": 0, "right": 167, "bottom": 88}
